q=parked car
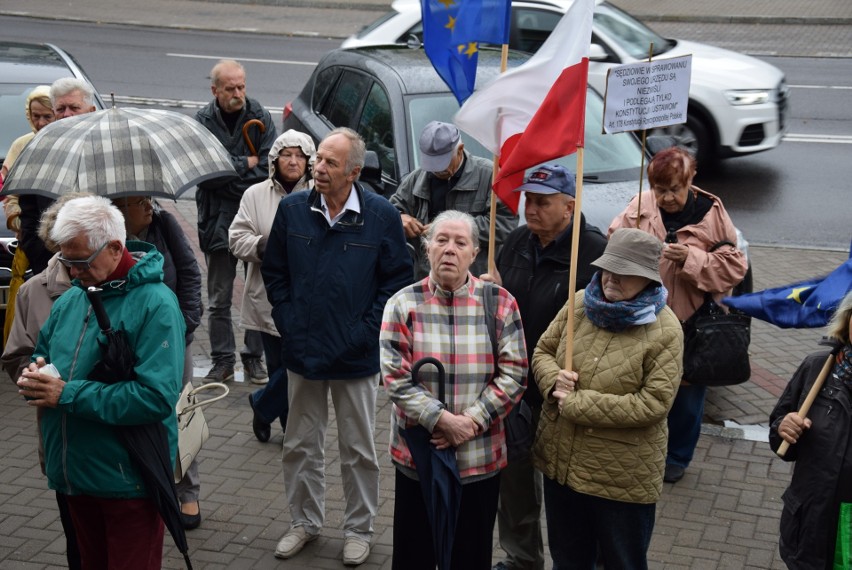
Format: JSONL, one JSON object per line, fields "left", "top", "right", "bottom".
{"left": 282, "top": 45, "right": 751, "bottom": 294}
{"left": 342, "top": 0, "right": 789, "bottom": 166}
{"left": 0, "top": 41, "right": 104, "bottom": 336}
{"left": 0, "top": 41, "right": 105, "bottom": 171}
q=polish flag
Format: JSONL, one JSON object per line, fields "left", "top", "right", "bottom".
{"left": 454, "top": 0, "right": 595, "bottom": 213}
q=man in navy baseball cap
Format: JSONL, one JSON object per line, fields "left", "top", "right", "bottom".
{"left": 490, "top": 162, "right": 605, "bottom": 570}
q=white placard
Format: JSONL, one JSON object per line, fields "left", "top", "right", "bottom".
{"left": 602, "top": 55, "right": 692, "bottom": 134}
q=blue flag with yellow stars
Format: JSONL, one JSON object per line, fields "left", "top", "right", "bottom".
{"left": 724, "top": 251, "right": 852, "bottom": 328}
{"left": 421, "top": 0, "right": 512, "bottom": 104}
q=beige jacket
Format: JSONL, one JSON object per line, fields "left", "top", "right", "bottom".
{"left": 608, "top": 186, "right": 748, "bottom": 321}
{"left": 532, "top": 293, "right": 683, "bottom": 504}
{"left": 228, "top": 131, "right": 315, "bottom": 336}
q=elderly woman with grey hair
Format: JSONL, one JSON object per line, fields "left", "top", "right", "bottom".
{"left": 16, "top": 195, "right": 185, "bottom": 570}
{"left": 380, "top": 209, "right": 528, "bottom": 569}
{"left": 770, "top": 290, "right": 852, "bottom": 570}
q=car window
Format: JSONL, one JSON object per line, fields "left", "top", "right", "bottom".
{"left": 356, "top": 82, "right": 396, "bottom": 179}
{"left": 356, "top": 10, "right": 401, "bottom": 40}
{"left": 0, "top": 84, "right": 37, "bottom": 160}
{"left": 593, "top": 3, "right": 673, "bottom": 58}
{"left": 407, "top": 90, "right": 643, "bottom": 180}
{"left": 319, "top": 70, "right": 371, "bottom": 129}
{"left": 311, "top": 66, "right": 340, "bottom": 113}
{"left": 510, "top": 8, "right": 562, "bottom": 53}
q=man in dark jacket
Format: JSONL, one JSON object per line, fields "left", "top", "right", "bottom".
{"left": 261, "top": 128, "right": 412, "bottom": 567}
{"left": 195, "top": 59, "right": 277, "bottom": 383}
{"left": 488, "top": 165, "right": 607, "bottom": 570}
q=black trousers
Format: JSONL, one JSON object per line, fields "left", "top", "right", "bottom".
{"left": 392, "top": 468, "right": 500, "bottom": 570}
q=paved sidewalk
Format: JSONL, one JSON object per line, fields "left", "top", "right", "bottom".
{"left": 0, "top": 194, "right": 848, "bottom": 569}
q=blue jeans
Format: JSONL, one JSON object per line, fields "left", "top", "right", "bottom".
{"left": 251, "top": 332, "right": 288, "bottom": 426}
{"left": 543, "top": 477, "right": 655, "bottom": 570}
{"left": 205, "top": 250, "right": 262, "bottom": 366}
{"left": 666, "top": 383, "right": 707, "bottom": 468}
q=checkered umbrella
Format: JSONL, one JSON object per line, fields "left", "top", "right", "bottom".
{"left": 2, "top": 107, "right": 237, "bottom": 200}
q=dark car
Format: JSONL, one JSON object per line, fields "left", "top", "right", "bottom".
{"left": 284, "top": 46, "right": 661, "bottom": 228}
{"left": 0, "top": 42, "right": 105, "bottom": 333}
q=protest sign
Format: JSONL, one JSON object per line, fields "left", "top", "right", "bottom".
{"left": 603, "top": 55, "right": 692, "bottom": 134}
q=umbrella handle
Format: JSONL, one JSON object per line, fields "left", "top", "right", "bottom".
{"left": 411, "top": 356, "right": 446, "bottom": 406}
{"left": 776, "top": 346, "right": 840, "bottom": 457}
{"left": 86, "top": 286, "right": 113, "bottom": 332}
{"left": 242, "top": 119, "right": 266, "bottom": 157}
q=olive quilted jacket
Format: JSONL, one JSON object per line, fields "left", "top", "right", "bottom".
{"left": 532, "top": 292, "right": 683, "bottom": 504}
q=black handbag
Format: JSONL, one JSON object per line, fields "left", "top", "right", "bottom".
{"left": 682, "top": 292, "right": 752, "bottom": 386}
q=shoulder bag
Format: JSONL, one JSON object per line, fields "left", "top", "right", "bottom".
{"left": 681, "top": 241, "right": 752, "bottom": 386}
{"left": 174, "top": 381, "right": 229, "bottom": 483}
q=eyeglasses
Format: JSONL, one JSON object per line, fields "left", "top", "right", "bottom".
{"left": 58, "top": 242, "right": 109, "bottom": 270}
{"left": 119, "top": 197, "right": 152, "bottom": 208}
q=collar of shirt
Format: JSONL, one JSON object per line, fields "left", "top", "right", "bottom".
{"left": 317, "top": 184, "right": 361, "bottom": 227}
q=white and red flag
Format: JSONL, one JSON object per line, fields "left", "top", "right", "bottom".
{"left": 454, "top": 0, "right": 595, "bottom": 213}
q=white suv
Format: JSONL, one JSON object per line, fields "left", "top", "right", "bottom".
{"left": 343, "top": 0, "right": 789, "bottom": 165}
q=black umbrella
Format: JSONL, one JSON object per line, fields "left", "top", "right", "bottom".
{"left": 398, "top": 357, "right": 462, "bottom": 570}
{"left": 86, "top": 287, "right": 193, "bottom": 569}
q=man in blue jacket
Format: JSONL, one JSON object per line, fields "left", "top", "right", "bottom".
{"left": 261, "top": 127, "right": 412, "bottom": 566}
{"left": 195, "top": 59, "right": 277, "bottom": 384}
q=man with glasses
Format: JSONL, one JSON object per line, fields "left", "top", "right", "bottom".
{"left": 195, "top": 59, "right": 277, "bottom": 384}
{"left": 16, "top": 195, "right": 185, "bottom": 568}
{"left": 389, "top": 120, "right": 517, "bottom": 282}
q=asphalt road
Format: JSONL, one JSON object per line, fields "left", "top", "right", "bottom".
{"left": 3, "top": 15, "right": 850, "bottom": 250}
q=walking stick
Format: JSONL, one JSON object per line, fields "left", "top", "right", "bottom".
{"left": 776, "top": 347, "right": 839, "bottom": 457}
{"left": 241, "top": 118, "right": 266, "bottom": 157}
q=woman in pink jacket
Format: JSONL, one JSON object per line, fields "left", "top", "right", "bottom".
{"left": 609, "top": 146, "right": 748, "bottom": 484}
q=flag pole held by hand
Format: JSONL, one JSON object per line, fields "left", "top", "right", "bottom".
{"left": 776, "top": 347, "right": 839, "bottom": 457}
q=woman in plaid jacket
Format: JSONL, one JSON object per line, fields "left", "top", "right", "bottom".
{"left": 380, "top": 210, "right": 528, "bottom": 570}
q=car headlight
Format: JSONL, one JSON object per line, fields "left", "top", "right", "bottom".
{"left": 724, "top": 89, "right": 771, "bottom": 105}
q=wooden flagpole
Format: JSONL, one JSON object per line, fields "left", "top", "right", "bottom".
{"left": 563, "top": 146, "right": 585, "bottom": 371}
{"left": 487, "top": 44, "right": 511, "bottom": 275}
{"left": 635, "top": 42, "right": 654, "bottom": 228}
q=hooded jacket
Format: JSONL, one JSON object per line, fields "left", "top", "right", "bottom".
{"left": 194, "top": 96, "right": 277, "bottom": 253}
{"left": 769, "top": 342, "right": 852, "bottom": 570}
{"left": 34, "top": 242, "right": 186, "bottom": 498}
{"left": 608, "top": 187, "right": 748, "bottom": 322}
{"left": 389, "top": 150, "right": 518, "bottom": 281}
{"left": 229, "top": 130, "right": 315, "bottom": 336}
{"left": 532, "top": 293, "right": 682, "bottom": 504}
{"left": 261, "top": 184, "right": 413, "bottom": 379}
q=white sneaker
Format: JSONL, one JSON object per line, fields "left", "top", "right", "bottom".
{"left": 274, "top": 526, "right": 317, "bottom": 559}
{"left": 342, "top": 536, "right": 371, "bottom": 566}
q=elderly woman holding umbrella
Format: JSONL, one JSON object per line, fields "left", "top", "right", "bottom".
{"left": 769, "top": 290, "right": 852, "bottom": 569}
{"left": 532, "top": 228, "right": 683, "bottom": 569}
{"left": 16, "top": 196, "right": 186, "bottom": 570}
{"left": 380, "top": 210, "right": 527, "bottom": 569}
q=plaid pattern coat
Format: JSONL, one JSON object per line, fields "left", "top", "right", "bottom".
{"left": 381, "top": 275, "right": 528, "bottom": 479}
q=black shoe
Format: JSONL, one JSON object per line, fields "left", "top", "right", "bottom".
{"left": 664, "top": 463, "right": 686, "bottom": 483}
{"left": 248, "top": 393, "right": 271, "bottom": 443}
{"left": 242, "top": 357, "right": 268, "bottom": 384}
{"left": 180, "top": 505, "right": 201, "bottom": 530}
{"left": 204, "top": 362, "right": 234, "bottom": 383}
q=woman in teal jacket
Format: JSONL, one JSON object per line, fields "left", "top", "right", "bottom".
{"left": 18, "top": 196, "right": 185, "bottom": 569}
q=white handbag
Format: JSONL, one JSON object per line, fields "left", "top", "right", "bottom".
{"left": 174, "top": 381, "right": 229, "bottom": 483}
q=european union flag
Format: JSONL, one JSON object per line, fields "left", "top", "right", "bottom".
{"left": 724, "top": 252, "right": 852, "bottom": 329}
{"left": 421, "top": 0, "right": 512, "bottom": 104}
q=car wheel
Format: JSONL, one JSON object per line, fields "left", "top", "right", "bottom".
{"left": 649, "top": 113, "right": 714, "bottom": 166}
